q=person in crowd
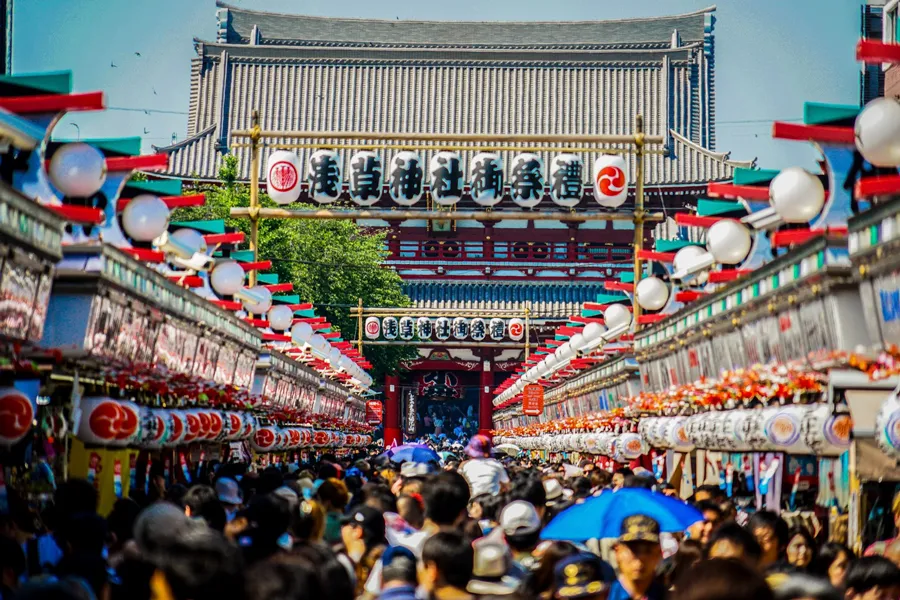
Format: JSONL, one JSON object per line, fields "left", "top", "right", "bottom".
{"left": 767, "top": 572, "right": 841, "bottom": 600}
{"left": 525, "top": 541, "right": 580, "bottom": 599}
{"left": 377, "top": 546, "right": 418, "bottom": 600}
{"left": 844, "top": 556, "right": 900, "bottom": 600}
{"left": 467, "top": 534, "right": 521, "bottom": 596}
{"left": 609, "top": 515, "right": 665, "bottom": 600}
{"left": 106, "top": 497, "right": 141, "bottom": 568}
{"left": 784, "top": 526, "right": 817, "bottom": 572}
{"left": 611, "top": 469, "right": 632, "bottom": 491}
{"left": 507, "top": 477, "right": 547, "bottom": 523}
{"left": 149, "top": 526, "right": 245, "bottom": 600}
{"left": 216, "top": 477, "right": 244, "bottom": 524}
{"left": 690, "top": 486, "right": 723, "bottom": 505}
{"left": 672, "top": 558, "right": 774, "bottom": 600}
{"left": 811, "top": 542, "right": 854, "bottom": 589}
{"left": 747, "top": 510, "right": 790, "bottom": 572}
{"left": 316, "top": 478, "right": 351, "bottom": 544}
{"left": 181, "top": 485, "right": 226, "bottom": 532}
{"left": 550, "top": 552, "right": 615, "bottom": 600}
{"left": 686, "top": 501, "right": 722, "bottom": 546}
{"left": 498, "top": 501, "right": 542, "bottom": 572}
{"left": 291, "top": 499, "right": 326, "bottom": 544}
{"left": 340, "top": 506, "right": 388, "bottom": 596}
{"left": 244, "top": 557, "right": 323, "bottom": 600}
{"left": 865, "top": 491, "right": 900, "bottom": 557}
{"left": 396, "top": 494, "right": 425, "bottom": 531}
{"left": 705, "top": 521, "right": 762, "bottom": 569}
{"left": 459, "top": 435, "right": 510, "bottom": 498}
{"left": 660, "top": 539, "right": 702, "bottom": 591}
{"left": 419, "top": 532, "right": 475, "bottom": 600}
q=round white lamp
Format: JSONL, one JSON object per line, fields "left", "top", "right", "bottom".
{"left": 243, "top": 286, "right": 272, "bottom": 315}
{"left": 48, "top": 143, "right": 107, "bottom": 198}
{"left": 169, "top": 228, "right": 207, "bottom": 255}
{"left": 291, "top": 322, "right": 313, "bottom": 345}
{"left": 604, "top": 304, "right": 632, "bottom": 330}
{"left": 267, "top": 305, "right": 293, "bottom": 331}
{"left": 636, "top": 276, "right": 670, "bottom": 311}
{"left": 210, "top": 261, "right": 245, "bottom": 296}
{"left": 855, "top": 97, "right": 900, "bottom": 167}
{"left": 582, "top": 321, "right": 606, "bottom": 343}
{"left": 121, "top": 195, "right": 170, "bottom": 242}
{"left": 707, "top": 220, "right": 752, "bottom": 265}
{"left": 769, "top": 167, "right": 825, "bottom": 224}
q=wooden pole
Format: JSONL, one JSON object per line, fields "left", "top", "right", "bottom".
{"left": 248, "top": 110, "right": 261, "bottom": 287}
{"left": 524, "top": 303, "right": 531, "bottom": 359}
{"left": 356, "top": 297, "right": 364, "bottom": 354}
{"left": 633, "top": 115, "right": 646, "bottom": 331}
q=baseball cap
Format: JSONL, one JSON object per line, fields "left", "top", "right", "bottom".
{"left": 466, "top": 535, "right": 519, "bottom": 596}
{"left": 544, "top": 479, "right": 564, "bottom": 504}
{"left": 499, "top": 500, "right": 541, "bottom": 537}
{"left": 382, "top": 544, "right": 416, "bottom": 567}
{"left": 215, "top": 477, "right": 242, "bottom": 506}
{"left": 400, "top": 461, "right": 437, "bottom": 479}
{"left": 341, "top": 505, "right": 386, "bottom": 539}
{"left": 618, "top": 514, "right": 660, "bottom": 544}
{"left": 553, "top": 552, "right": 616, "bottom": 598}
{"left": 465, "top": 434, "right": 493, "bottom": 458}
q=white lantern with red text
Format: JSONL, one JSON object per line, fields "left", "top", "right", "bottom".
{"left": 592, "top": 155, "right": 628, "bottom": 208}
{"left": 266, "top": 151, "right": 302, "bottom": 205}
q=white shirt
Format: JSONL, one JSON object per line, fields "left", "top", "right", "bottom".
{"left": 459, "top": 458, "right": 510, "bottom": 497}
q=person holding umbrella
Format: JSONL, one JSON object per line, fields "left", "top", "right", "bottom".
{"left": 609, "top": 515, "right": 666, "bottom": 600}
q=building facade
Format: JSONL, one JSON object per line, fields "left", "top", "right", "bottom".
{"left": 157, "top": 3, "right": 750, "bottom": 436}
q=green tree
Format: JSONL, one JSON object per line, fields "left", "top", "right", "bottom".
{"left": 172, "top": 156, "right": 415, "bottom": 381}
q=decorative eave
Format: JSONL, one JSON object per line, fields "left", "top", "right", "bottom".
{"left": 669, "top": 130, "right": 756, "bottom": 170}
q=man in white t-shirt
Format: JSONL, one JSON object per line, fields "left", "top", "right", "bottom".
{"left": 458, "top": 434, "right": 510, "bottom": 497}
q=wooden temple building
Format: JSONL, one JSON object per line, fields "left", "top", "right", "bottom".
{"left": 156, "top": 2, "right": 752, "bottom": 440}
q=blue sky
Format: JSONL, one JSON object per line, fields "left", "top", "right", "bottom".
{"left": 16, "top": 0, "right": 861, "bottom": 170}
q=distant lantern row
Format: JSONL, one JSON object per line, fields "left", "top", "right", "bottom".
{"left": 364, "top": 316, "right": 526, "bottom": 342}
{"left": 266, "top": 150, "right": 629, "bottom": 208}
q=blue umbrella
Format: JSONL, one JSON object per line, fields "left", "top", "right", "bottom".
{"left": 387, "top": 445, "right": 441, "bottom": 464}
{"left": 541, "top": 488, "right": 703, "bottom": 542}
{"left": 382, "top": 443, "right": 428, "bottom": 458}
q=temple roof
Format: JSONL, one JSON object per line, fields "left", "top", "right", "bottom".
{"left": 215, "top": 2, "right": 716, "bottom": 49}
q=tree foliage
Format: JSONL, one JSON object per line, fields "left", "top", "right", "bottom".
{"left": 172, "top": 156, "right": 415, "bottom": 381}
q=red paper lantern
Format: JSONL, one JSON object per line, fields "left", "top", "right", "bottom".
{"left": 0, "top": 388, "right": 34, "bottom": 446}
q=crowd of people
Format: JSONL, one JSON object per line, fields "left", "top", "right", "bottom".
{"left": 0, "top": 434, "right": 897, "bottom": 600}
{"left": 419, "top": 404, "right": 477, "bottom": 439}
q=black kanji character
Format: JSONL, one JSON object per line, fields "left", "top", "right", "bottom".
{"left": 309, "top": 153, "right": 340, "bottom": 198}
{"left": 471, "top": 156, "right": 503, "bottom": 201}
{"left": 350, "top": 154, "right": 382, "bottom": 200}
{"left": 390, "top": 156, "right": 423, "bottom": 201}
{"left": 551, "top": 157, "right": 583, "bottom": 200}
{"left": 511, "top": 156, "right": 543, "bottom": 201}
{"left": 431, "top": 156, "right": 463, "bottom": 200}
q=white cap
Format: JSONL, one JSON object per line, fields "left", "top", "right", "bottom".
{"left": 499, "top": 500, "right": 541, "bottom": 536}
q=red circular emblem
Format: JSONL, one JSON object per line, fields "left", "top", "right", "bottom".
{"left": 0, "top": 390, "right": 34, "bottom": 443}
{"left": 89, "top": 401, "right": 124, "bottom": 441}
{"left": 116, "top": 404, "right": 139, "bottom": 440}
{"left": 508, "top": 323, "right": 523, "bottom": 337}
{"left": 196, "top": 411, "right": 211, "bottom": 438}
{"left": 365, "top": 321, "right": 380, "bottom": 335}
{"left": 269, "top": 161, "right": 298, "bottom": 193}
{"left": 228, "top": 413, "right": 242, "bottom": 437}
{"left": 170, "top": 413, "right": 185, "bottom": 443}
{"left": 255, "top": 427, "right": 276, "bottom": 449}
{"left": 596, "top": 166, "right": 626, "bottom": 197}
{"left": 184, "top": 413, "right": 201, "bottom": 443}
{"left": 207, "top": 412, "right": 224, "bottom": 439}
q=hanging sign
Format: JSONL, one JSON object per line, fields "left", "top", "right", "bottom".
{"left": 435, "top": 317, "right": 451, "bottom": 340}
{"left": 508, "top": 318, "right": 525, "bottom": 341}
{"left": 382, "top": 317, "right": 399, "bottom": 340}
{"left": 452, "top": 317, "right": 470, "bottom": 340}
{"left": 399, "top": 317, "right": 415, "bottom": 340}
{"left": 489, "top": 318, "right": 505, "bottom": 341}
{"left": 522, "top": 384, "right": 544, "bottom": 416}
{"left": 404, "top": 390, "right": 417, "bottom": 436}
{"left": 365, "top": 401, "right": 383, "bottom": 425}
{"left": 416, "top": 317, "right": 433, "bottom": 340}
{"left": 470, "top": 318, "right": 486, "bottom": 341}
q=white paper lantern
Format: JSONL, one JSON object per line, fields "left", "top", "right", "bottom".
{"left": 165, "top": 411, "right": 187, "bottom": 447}
{"left": 636, "top": 276, "right": 670, "bottom": 312}
{"left": 382, "top": 316, "right": 399, "bottom": 340}
{"left": 210, "top": 261, "right": 245, "bottom": 296}
{"left": 855, "top": 97, "right": 900, "bottom": 167}
{"left": 877, "top": 389, "right": 900, "bottom": 460}
{"left": 592, "top": 155, "right": 628, "bottom": 208}
{"left": 267, "top": 305, "right": 293, "bottom": 331}
{"left": 139, "top": 407, "right": 169, "bottom": 449}
{"left": 469, "top": 318, "right": 486, "bottom": 341}
{"left": 430, "top": 151, "right": 463, "bottom": 206}
{"left": 389, "top": 151, "right": 424, "bottom": 206}
{"left": 604, "top": 304, "right": 632, "bottom": 331}
{"left": 673, "top": 245, "right": 710, "bottom": 286}
{"left": 291, "top": 322, "right": 313, "bottom": 345}
{"left": 307, "top": 149, "right": 342, "bottom": 204}
{"left": 489, "top": 318, "right": 505, "bottom": 341}
{"left": 707, "top": 220, "right": 752, "bottom": 265}
{"left": 508, "top": 318, "right": 525, "bottom": 341}
{"left": 555, "top": 343, "right": 574, "bottom": 360}
{"left": 0, "top": 388, "right": 34, "bottom": 446}
{"left": 243, "top": 286, "right": 272, "bottom": 315}
{"left": 76, "top": 398, "right": 139, "bottom": 447}
{"left": 328, "top": 347, "right": 341, "bottom": 368}
{"left": 48, "top": 143, "right": 107, "bottom": 198}
{"left": 666, "top": 417, "right": 695, "bottom": 452}
{"left": 452, "top": 317, "right": 470, "bottom": 340}
{"left": 510, "top": 153, "right": 544, "bottom": 208}
{"left": 251, "top": 426, "right": 279, "bottom": 452}
{"left": 617, "top": 433, "right": 648, "bottom": 460}
{"left": 121, "top": 195, "right": 169, "bottom": 242}
{"left": 399, "top": 316, "right": 415, "bottom": 340}
{"left": 348, "top": 151, "right": 383, "bottom": 206}
{"left": 549, "top": 153, "right": 584, "bottom": 208}
{"left": 416, "top": 317, "right": 432, "bottom": 340}
{"left": 762, "top": 405, "right": 807, "bottom": 453}
{"left": 568, "top": 333, "right": 586, "bottom": 352}
{"left": 266, "top": 150, "right": 302, "bottom": 205}
{"left": 769, "top": 167, "right": 825, "bottom": 224}
{"left": 435, "top": 317, "right": 451, "bottom": 340}
{"left": 802, "top": 404, "right": 852, "bottom": 457}
{"left": 364, "top": 317, "right": 381, "bottom": 340}
{"left": 470, "top": 152, "right": 504, "bottom": 207}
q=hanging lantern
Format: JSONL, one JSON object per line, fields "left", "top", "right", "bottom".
{"left": 592, "top": 155, "right": 628, "bottom": 207}
{"left": 549, "top": 153, "right": 584, "bottom": 208}
{"left": 48, "top": 143, "right": 108, "bottom": 198}
{"left": 291, "top": 322, "right": 313, "bottom": 346}
{"left": 240, "top": 413, "right": 256, "bottom": 441}
{"left": 470, "top": 152, "right": 504, "bottom": 207}
{"left": 251, "top": 426, "right": 279, "bottom": 452}
{"left": 603, "top": 304, "right": 632, "bottom": 331}
{"left": 166, "top": 411, "right": 187, "bottom": 447}
{"left": 508, "top": 318, "right": 525, "bottom": 341}
{"left": 182, "top": 410, "right": 202, "bottom": 444}
{"left": 430, "top": 151, "right": 463, "bottom": 206}
{"left": 416, "top": 317, "right": 433, "bottom": 340}
{"left": 382, "top": 317, "right": 399, "bottom": 340}
{"left": 266, "top": 150, "right": 302, "bottom": 205}
{"left": 398, "top": 317, "right": 415, "bottom": 340}
{"left": 348, "top": 151, "right": 383, "bottom": 206}
{"left": 769, "top": 167, "right": 825, "bottom": 224}
{"left": 707, "top": 220, "right": 752, "bottom": 265}
{"left": 435, "top": 317, "right": 451, "bottom": 340}
{"left": 855, "top": 97, "right": 900, "bottom": 167}
{"left": 489, "top": 318, "right": 505, "bottom": 341}
{"left": 470, "top": 318, "right": 486, "bottom": 341}
{"left": 877, "top": 389, "right": 900, "bottom": 460}
{"left": 207, "top": 411, "right": 225, "bottom": 441}
{"left": 139, "top": 407, "right": 169, "bottom": 449}
{"left": 307, "top": 149, "right": 342, "bottom": 204}
{"left": 121, "top": 195, "right": 170, "bottom": 242}
{"left": 364, "top": 317, "right": 381, "bottom": 340}
{"left": 76, "top": 398, "right": 139, "bottom": 447}
{"left": 388, "top": 151, "right": 424, "bottom": 206}
{"left": 735, "top": 409, "right": 769, "bottom": 452}
{"left": 762, "top": 405, "right": 806, "bottom": 453}
{"left": 635, "top": 276, "right": 669, "bottom": 312}
{"left": 224, "top": 412, "right": 244, "bottom": 441}
{"left": 0, "top": 388, "right": 34, "bottom": 446}
{"left": 452, "top": 317, "right": 470, "bottom": 340}
{"left": 802, "top": 404, "right": 852, "bottom": 457}
{"left": 509, "top": 153, "right": 544, "bottom": 208}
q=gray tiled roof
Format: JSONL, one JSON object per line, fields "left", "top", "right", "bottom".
{"left": 215, "top": 2, "right": 714, "bottom": 48}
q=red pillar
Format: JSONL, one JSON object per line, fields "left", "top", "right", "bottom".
{"left": 479, "top": 363, "right": 494, "bottom": 438}
{"left": 384, "top": 374, "right": 401, "bottom": 447}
